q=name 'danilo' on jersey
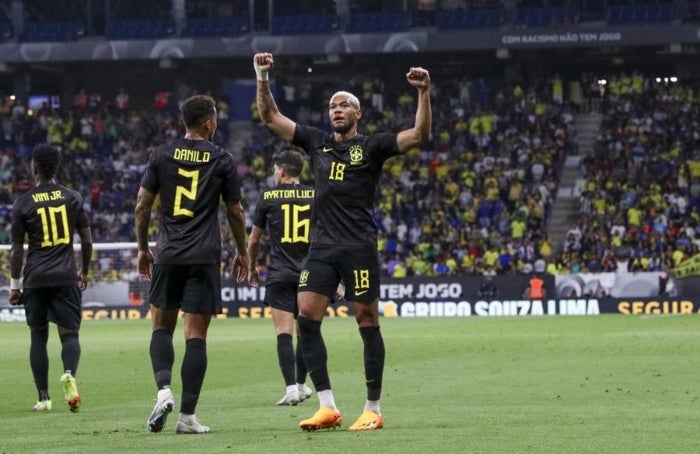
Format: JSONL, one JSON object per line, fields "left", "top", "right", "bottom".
{"left": 173, "top": 148, "right": 210, "bottom": 162}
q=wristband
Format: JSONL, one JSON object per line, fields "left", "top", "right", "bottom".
{"left": 10, "top": 278, "right": 20, "bottom": 290}
{"left": 254, "top": 63, "right": 269, "bottom": 82}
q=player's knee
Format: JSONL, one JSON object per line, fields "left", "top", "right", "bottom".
{"left": 57, "top": 326, "right": 79, "bottom": 339}
{"left": 58, "top": 328, "right": 79, "bottom": 343}
{"left": 354, "top": 304, "right": 379, "bottom": 326}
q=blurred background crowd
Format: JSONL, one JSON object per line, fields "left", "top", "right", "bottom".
{"left": 0, "top": 0, "right": 698, "bottom": 286}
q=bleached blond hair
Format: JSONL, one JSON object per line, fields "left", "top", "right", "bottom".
{"left": 329, "top": 91, "right": 360, "bottom": 110}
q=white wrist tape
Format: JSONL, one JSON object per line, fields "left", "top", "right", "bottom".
{"left": 10, "top": 278, "right": 20, "bottom": 290}
{"left": 254, "top": 63, "right": 269, "bottom": 82}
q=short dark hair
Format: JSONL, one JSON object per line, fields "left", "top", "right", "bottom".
{"left": 272, "top": 150, "right": 304, "bottom": 177}
{"left": 180, "top": 95, "right": 216, "bottom": 129}
{"left": 32, "top": 143, "right": 61, "bottom": 179}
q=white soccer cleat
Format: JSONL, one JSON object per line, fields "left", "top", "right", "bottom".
{"left": 298, "top": 384, "right": 313, "bottom": 402}
{"left": 32, "top": 399, "right": 52, "bottom": 411}
{"left": 175, "top": 415, "right": 210, "bottom": 434}
{"left": 147, "top": 387, "right": 175, "bottom": 433}
{"left": 276, "top": 389, "right": 300, "bottom": 406}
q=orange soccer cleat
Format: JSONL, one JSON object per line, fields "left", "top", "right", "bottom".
{"left": 299, "top": 406, "right": 343, "bottom": 431}
{"left": 348, "top": 410, "right": 383, "bottom": 431}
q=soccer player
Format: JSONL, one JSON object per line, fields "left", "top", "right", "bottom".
{"left": 135, "top": 94, "right": 249, "bottom": 434}
{"left": 9, "top": 143, "right": 93, "bottom": 413}
{"left": 253, "top": 52, "right": 431, "bottom": 431}
{"left": 247, "top": 149, "right": 315, "bottom": 406}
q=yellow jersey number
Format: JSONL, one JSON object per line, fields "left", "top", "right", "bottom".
{"left": 353, "top": 269, "right": 370, "bottom": 292}
{"left": 174, "top": 168, "right": 199, "bottom": 217}
{"left": 329, "top": 162, "right": 345, "bottom": 181}
{"left": 36, "top": 205, "right": 70, "bottom": 247}
{"left": 280, "top": 203, "right": 311, "bottom": 243}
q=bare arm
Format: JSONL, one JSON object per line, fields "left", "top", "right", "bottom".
{"left": 225, "top": 199, "right": 249, "bottom": 283}
{"left": 134, "top": 186, "right": 156, "bottom": 281}
{"left": 9, "top": 242, "right": 23, "bottom": 281}
{"left": 246, "top": 225, "right": 264, "bottom": 287}
{"left": 396, "top": 67, "right": 432, "bottom": 153}
{"left": 254, "top": 52, "right": 297, "bottom": 142}
{"left": 77, "top": 226, "right": 93, "bottom": 291}
{"left": 9, "top": 241, "right": 23, "bottom": 305}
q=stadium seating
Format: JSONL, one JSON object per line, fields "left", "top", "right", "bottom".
{"left": 181, "top": 16, "right": 249, "bottom": 38}
{"left": 107, "top": 18, "right": 175, "bottom": 40}
{"left": 0, "top": 20, "right": 12, "bottom": 41}
{"left": 435, "top": 8, "right": 505, "bottom": 29}
{"left": 608, "top": 2, "right": 673, "bottom": 24}
{"left": 0, "top": 2, "right": 695, "bottom": 279}
{"left": 568, "top": 72, "right": 695, "bottom": 274}
{"left": 0, "top": 1, "right": 687, "bottom": 41}
{"left": 345, "top": 11, "right": 412, "bottom": 34}
{"left": 514, "top": 6, "right": 580, "bottom": 27}
{"left": 686, "top": 0, "right": 700, "bottom": 21}
{"left": 21, "top": 21, "right": 85, "bottom": 42}
{"left": 270, "top": 14, "right": 336, "bottom": 35}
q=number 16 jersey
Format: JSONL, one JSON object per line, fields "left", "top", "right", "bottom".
{"left": 252, "top": 182, "right": 314, "bottom": 283}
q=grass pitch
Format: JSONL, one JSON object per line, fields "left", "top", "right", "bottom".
{"left": 1, "top": 315, "right": 699, "bottom": 453}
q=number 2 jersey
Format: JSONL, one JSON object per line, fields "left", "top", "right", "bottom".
{"left": 252, "top": 182, "right": 314, "bottom": 283}
{"left": 10, "top": 183, "right": 89, "bottom": 288}
{"left": 292, "top": 124, "right": 400, "bottom": 247}
{"left": 140, "top": 138, "right": 242, "bottom": 265}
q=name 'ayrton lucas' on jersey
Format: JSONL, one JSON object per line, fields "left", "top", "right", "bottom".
{"left": 173, "top": 147, "right": 210, "bottom": 163}
{"left": 263, "top": 188, "right": 315, "bottom": 200}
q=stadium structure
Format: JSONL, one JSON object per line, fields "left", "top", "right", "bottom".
{"left": 0, "top": 0, "right": 699, "bottom": 318}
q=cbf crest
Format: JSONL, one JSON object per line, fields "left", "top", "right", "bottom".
{"left": 299, "top": 269, "right": 309, "bottom": 286}
{"left": 349, "top": 145, "right": 364, "bottom": 165}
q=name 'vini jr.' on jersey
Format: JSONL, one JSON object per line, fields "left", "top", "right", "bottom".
{"left": 31, "top": 190, "right": 65, "bottom": 203}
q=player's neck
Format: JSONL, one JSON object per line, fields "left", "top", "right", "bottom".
{"left": 35, "top": 178, "right": 56, "bottom": 186}
{"left": 333, "top": 130, "right": 358, "bottom": 142}
{"left": 184, "top": 130, "right": 208, "bottom": 141}
{"left": 279, "top": 177, "right": 300, "bottom": 185}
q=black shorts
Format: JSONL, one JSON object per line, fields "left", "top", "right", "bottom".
{"left": 149, "top": 264, "right": 222, "bottom": 315}
{"left": 264, "top": 281, "right": 299, "bottom": 316}
{"left": 23, "top": 285, "right": 82, "bottom": 330}
{"left": 299, "top": 244, "right": 380, "bottom": 302}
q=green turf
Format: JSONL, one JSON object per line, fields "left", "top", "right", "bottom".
{"left": 1, "top": 315, "right": 699, "bottom": 453}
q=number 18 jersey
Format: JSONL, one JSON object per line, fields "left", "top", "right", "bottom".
{"left": 292, "top": 125, "right": 399, "bottom": 247}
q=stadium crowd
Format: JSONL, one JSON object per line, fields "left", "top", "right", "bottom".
{"left": 568, "top": 72, "right": 700, "bottom": 275}
{"left": 0, "top": 68, "right": 697, "bottom": 286}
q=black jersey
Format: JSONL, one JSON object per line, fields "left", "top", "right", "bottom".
{"left": 140, "top": 138, "right": 241, "bottom": 265}
{"left": 292, "top": 125, "right": 399, "bottom": 246}
{"left": 252, "top": 182, "right": 314, "bottom": 283}
{"left": 10, "top": 183, "right": 89, "bottom": 288}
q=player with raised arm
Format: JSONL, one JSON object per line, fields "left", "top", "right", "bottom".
{"left": 254, "top": 52, "right": 431, "bottom": 431}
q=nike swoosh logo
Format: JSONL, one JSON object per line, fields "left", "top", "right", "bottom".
{"left": 355, "top": 290, "right": 368, "bottom": 296}
{"left": 322, "top": 146, "right": 333, "bottom": 152}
